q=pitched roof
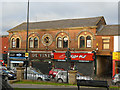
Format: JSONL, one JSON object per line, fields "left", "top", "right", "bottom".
{"left": 8, "top": 16, "right": 104, "bottom": 32}
{"left": 97, "top": 25, "right": 120, "bottom": 36}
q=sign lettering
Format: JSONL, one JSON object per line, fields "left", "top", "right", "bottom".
{"left": 30, "top": 53, "right": 51, "bottom": 59}
{"left": 54, "top": 53, "right": 94, "bottom": 61}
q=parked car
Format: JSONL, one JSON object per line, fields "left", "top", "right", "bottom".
{"left": 55, "top": 71, "right": 93, "bottom": 83}
{"left": 2, "top": 70, "right": 16, "bottom": 80}
{"left": 49, "top": 68, "right": 64, "bottom": 78}
{"left": 55, "top": 71, "right": 68, "bottom": 83}
{"left": 76, "top": 73, "right": 93, "bottom": 80}
{"left": 112, "top": 74, "right": 120, "bottom": 85}
{"left": 26, "top": 69, "right": 50, "bottom": 81}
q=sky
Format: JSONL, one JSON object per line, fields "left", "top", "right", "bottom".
{"left": 0, "top": 0, "right": 119, "bottom": 35}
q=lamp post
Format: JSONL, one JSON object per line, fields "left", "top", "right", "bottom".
{"left": 25, "top": 0, "right": 29, "bottom": 80}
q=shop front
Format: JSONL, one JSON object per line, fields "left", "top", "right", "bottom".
{"left": 8, "top": 52, "right": 26, "bottom": 70}
{"left": 52, "top": 52, "right": 95, "bottom": 76}
{"left": 30, "top": 52, "right": 52, "bottom": 74}
{"left": 112, "top": 52, "right": 120, "bottom": 77}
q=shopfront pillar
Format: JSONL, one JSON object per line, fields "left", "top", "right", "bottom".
{"left": 112, "top": 60, "right": 115, "bottom": 77}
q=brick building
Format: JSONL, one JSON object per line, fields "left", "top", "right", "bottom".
{"left": 7, "top": 16, "right": 120, "bottom": 76}
{"left": 0, "top": 35, "right": 9, "bottom": 65}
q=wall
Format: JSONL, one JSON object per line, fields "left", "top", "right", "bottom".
{"left": 9, "top": 27, "right": 97, "bottom": 52}
{"left": 96, "top": 36, "right": 114, "bottom": 56}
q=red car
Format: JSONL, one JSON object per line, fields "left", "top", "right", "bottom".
{"left": 49, "top": 68, "right": 64, "bottom": 78}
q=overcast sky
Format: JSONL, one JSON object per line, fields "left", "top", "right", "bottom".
{"left": 0, "top": 0, "right": 119, "bottom": 35}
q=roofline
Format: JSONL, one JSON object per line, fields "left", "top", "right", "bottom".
{"left": 7, "top": 26, "right": 97, "bottom": 33}
{"left": 7, "top": 16, "right": 104, "bottom": 32}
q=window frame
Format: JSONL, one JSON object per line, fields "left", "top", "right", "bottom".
{"left": 80, "top": 36, "right": 85, "bottom": 48}
{"left": 29, "top": 36, "right": 39, "bottom": 48}
{"left": 12, "top": 38, "right": 16, "bottom": 48}
{"left": 86, "top": 36, "right": 92, "bottom": 48}
{"left": 16, "top": 38, "right": 20, "bottom": 48}
{"left": 102, "top": 39, "right": 110, "bottom": 50}
{"left": 56, "top": 36, "right": 69, "bottom": 49}
{"left": 57, "top": 37, "right": 62, "bottom": 48}
{"left": 34, "top": 37, "right": 38, "bottom": 48}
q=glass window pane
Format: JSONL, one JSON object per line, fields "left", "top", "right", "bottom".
{"left": 16, "top": 38, "right": 19, "bottom": 48}
{"left": 63, "top": 37, "right": 68, "bottom": 48}
{"left": 86, "top": 36, "right": 91, "bottom": 48}
{"left": 34, "top": 37, "right": 38, "bottom": 48}
{"left": 57, "top": 37, "right": 62, "bottom": 48}
{"left": 29, "top": 37, "right": 33, "bottom": 48}
{"left": 103, "top": 44, "right": 109, "bottom": 49}
{"left": 80, "top": 36, "right": 85, "bottom": 48}
{"left": 12, "top": 38, "right": 15, "bottom": 48}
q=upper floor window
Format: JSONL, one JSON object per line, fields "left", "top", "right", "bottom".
{"left": 102, "top": 39, "right": 110, "bottom": 50}
{"left": 80, "top": 36, "right": 85, "bottom": 48}
{"left": 11, "top": 37, "right": 20, "bottom": 48}
{"left": 29, "top": 37, "right": 38, "bottom": 48}
{"left": 34, "top": 37, "right": 38, "bottom": 48}
{"left": 12, "top": 38, "right": 15, "bottom": 48}
{"left": 79, "top": 35, "right": 92, "bottom": 48}
{"left": 63, "top": 37, "right": 68, "bottom": 48}
{"left": 57, "top": 37, "right": 62, "bottom": 48}
{"left": 86, "top": 36, "right": 91, "bottom": 48}
{"left": 57, "top": 36, "right": 68, "bottom": 48}
{"left": 29, "top": 37, "right": 34, "bottom": 48}
{"left": 16, "top": 38, "right": 20, "bottom": 48}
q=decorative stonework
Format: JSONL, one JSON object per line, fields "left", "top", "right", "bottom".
{"left": 28, "top": 32, "right": 40, "bottom": 41}
{"left": 42, "top": 33, "right": 53, "bottom": 46}
{"left": 55, "top": 30, "right": 71, "bottom": 41}
{"left": 76, "top": 30, "right": 95, "bottom": 40}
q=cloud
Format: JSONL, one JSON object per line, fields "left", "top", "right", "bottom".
{"left": 1, "top": 2, "right": 118, "bottom": 35}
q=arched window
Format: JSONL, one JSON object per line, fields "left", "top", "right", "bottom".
{"left": 16, "top": 38, "right": 20, "bottom": 48}
{"left": 29, "top": 37, "right": 33, "bottom": 48}
{"left": 12, "top": 38, "right": 15, "bottom": 48}
{"left": 34, "top": 37, "right": 38, "bottom": 48}
{"left": 57, "top": 37, "right": 62, "bottom": 48}
{"left": 80, "top": 36, "right": 85, "bottom": 48}
{"left": 63, "top": 37, "right": 68, "bottom": 48}
{"left": 86, "top": 36, "right": 91, "bottom": 48}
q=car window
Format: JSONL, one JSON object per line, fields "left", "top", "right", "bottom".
{"left": 58, "top": 72, "right": 62, "bottom": 75}
{"left": 53, "top": 69, "right": 58, "bottom": 72}
{"left": 57, "top": 69, "right": 62, "bottom": 72}
{"left": 119, "top": 75, "right": 120, "bottom": 79}
{"left": 63, "top": 72, "right": 67, "bottom": 75}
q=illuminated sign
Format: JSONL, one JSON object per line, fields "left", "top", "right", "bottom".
{"left": 53, "top": 53, "right": 94, "bottom": 61}
{"left": 113, "top": 52, "right": 120, "bottom": 60}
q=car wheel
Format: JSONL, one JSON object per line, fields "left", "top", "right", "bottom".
{"left": 57, "top": 79, "right": 63, "bottom": 83}
{"left": 116, "top": 82, "right": 120, "bottom": 86}
{"left": 37, "top": 78, "right": 42, "bottom": 81}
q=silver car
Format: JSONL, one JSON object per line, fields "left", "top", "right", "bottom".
{"left": 25, "top": 69, "right": 50, "bottom": 81}
{"left": 112, "top": 74, "right": 120, "bottom": 85}
{"left": 55, "top": 71, "right": 68, "bottom": 83}
{"left": 55, "top": 71, "right": 93, "bottom": 83}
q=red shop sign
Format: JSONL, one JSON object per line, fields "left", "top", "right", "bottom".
{"left": 54, "top": 53, "right": 94, "bottom": 61}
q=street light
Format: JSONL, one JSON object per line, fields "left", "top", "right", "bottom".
{"left": 25, "top": 0, "right": 30, "bottom": 80}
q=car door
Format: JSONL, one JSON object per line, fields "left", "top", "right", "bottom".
{"left": 61, "top": 72, "right": 67, "bottom": 82}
